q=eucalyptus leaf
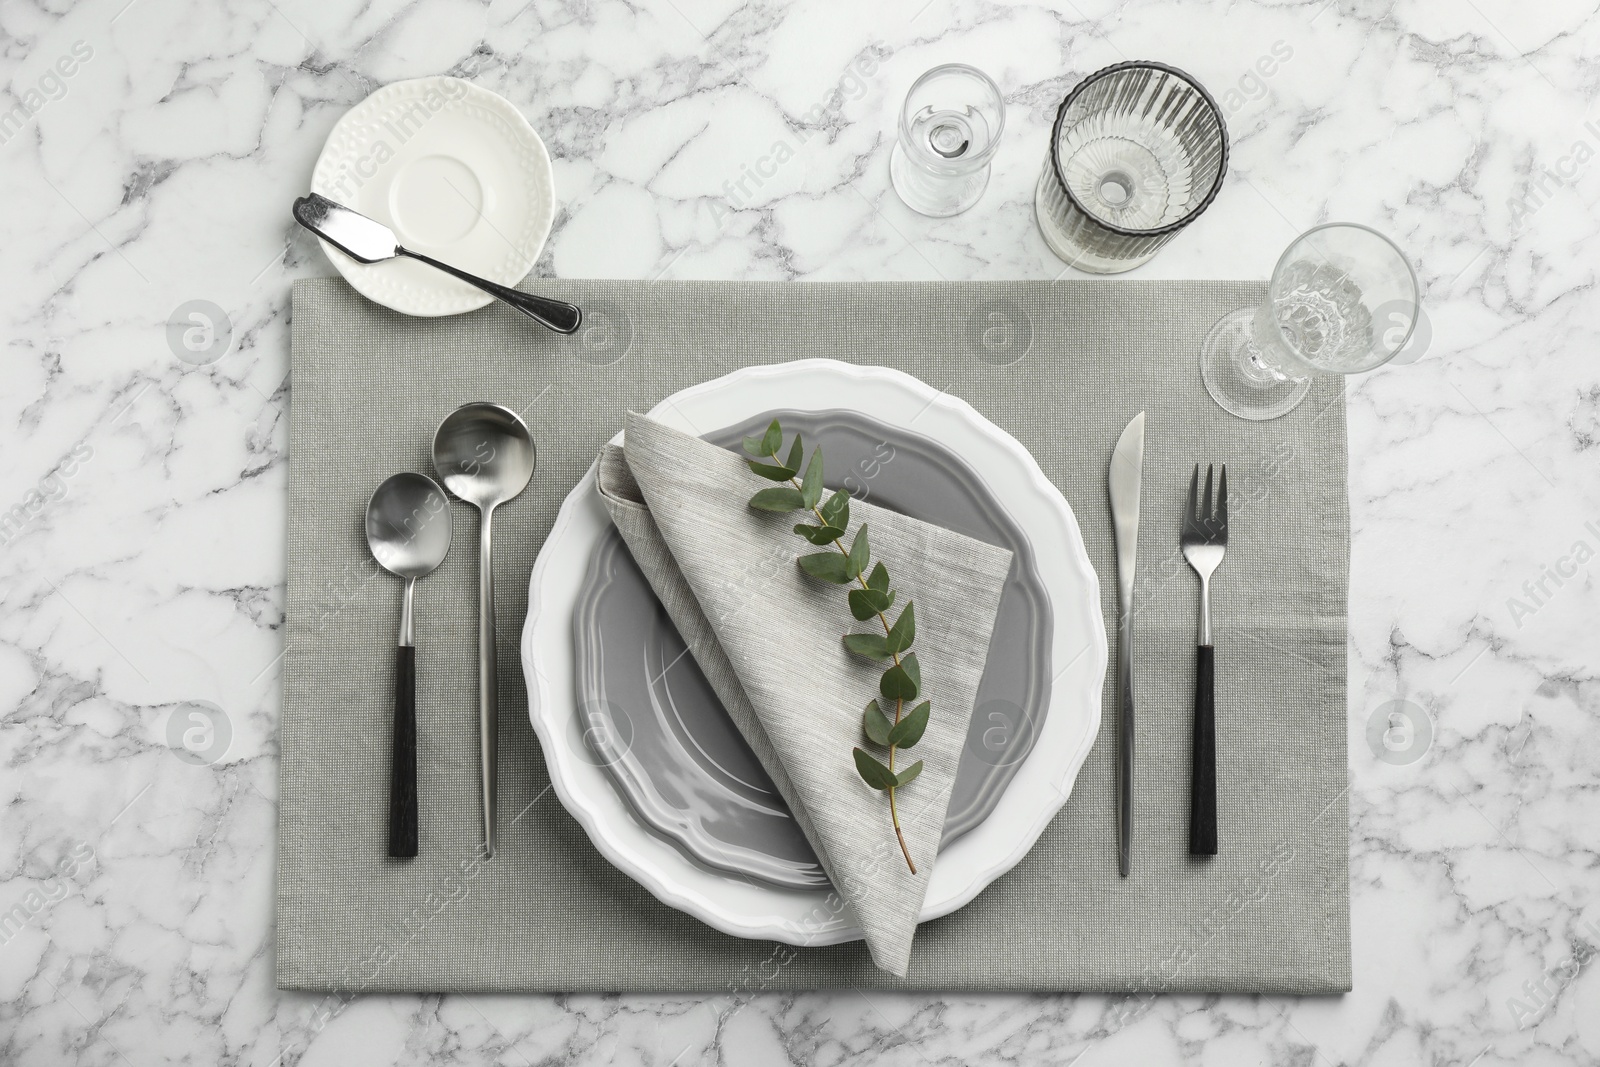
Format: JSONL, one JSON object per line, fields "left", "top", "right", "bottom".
{"left": 884, "top": 601, "right": 915, "bottom": 654}
{"left": 819, "top": 489, "right": 850, "bottom": 529}
{"left": 747, "top": 461, "right": 798, "bottom": 481}
{"left": 848, "top": 586, "right": 893, "bottom": 621}
{"left": 866, "top": 562, "right": 890, "bottom": 594}
{"left": 853, "top": 747, "right": 898, "bottom": 791}
{"left": 749, "top": 487, "right": 807, "bottom": 512}
{"left": 761, "top": 419, "right": 783, "bottom": 456}
{"left": 794, "top": 522, "right": 845, "bottom": 545}
{"left": 798, "top": 552, "right": 853, "bottom": 583}
{"left": 887, "top": 701, "right": 930, "bottom": 748}
{"left": 848, "top": 526, "right": 870, "bottom": 578}
{"left": 862, "top": 700, "right": 893, "bottom": 746}
{"left": 842, "top": 633, "right": 893, "bottom": 660}
{"left": 800, "top": 450, "right": 824, "bottom": 509}
{"left": 894, "top": 760, "right": 924, "bottom": 788}
{"left": 785, "top": 433, "right": 804, "bottom": 473}
{"left": 743, "top": 418, "right": 782, "bottom": 457}
{"left": 880, "top": 653, "right": 920, "bottom": 701}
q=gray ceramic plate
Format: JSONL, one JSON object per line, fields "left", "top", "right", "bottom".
{"left": 573, "top": 410, "right": 1052, "bottom": 890}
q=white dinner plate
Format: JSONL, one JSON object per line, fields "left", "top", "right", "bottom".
{"left": 521, "top": 360, "right": 1107, "bottom": 945}
{"left": 571, "top": 407, "right": 1057, "bottom": 890}
{"left": 310, "top": 76, "right": 554, "bottom": 317}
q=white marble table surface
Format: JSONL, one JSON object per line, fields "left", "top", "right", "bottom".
{"left": 3, "top": 0, "right": 1597, "bottom": 1063}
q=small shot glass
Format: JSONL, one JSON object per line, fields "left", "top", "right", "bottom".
{"left": 889, "top": 64, "right": 1006, "bottom": 218}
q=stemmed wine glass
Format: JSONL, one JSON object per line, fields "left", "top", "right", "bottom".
{"left": 1200, "top": 223, "right": 1420, "bottom": 420}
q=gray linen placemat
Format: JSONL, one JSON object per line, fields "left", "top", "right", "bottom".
{"left": 278, "top": 277, "right": 1351, "bottom": 994}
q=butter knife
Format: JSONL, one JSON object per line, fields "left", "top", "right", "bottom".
{"left": 291, "top": 193, "right": 583, "bottom": 334}
{"left": 1108, "top": 412, "right": 1145, "bottom": 877}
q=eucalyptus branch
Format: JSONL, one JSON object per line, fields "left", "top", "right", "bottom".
{"left": 741, "top": 418, "right": 928, "bottom": 874}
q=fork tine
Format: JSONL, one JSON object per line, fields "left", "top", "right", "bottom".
{"left": 1203, "top": 463, "right": 1214, "bottom": 521}
{"left": 1186, "top": 464, "right": 1199, "bottom": 526}
{"left": 1217, "top": 464, "right": 1227, "bottom": 529}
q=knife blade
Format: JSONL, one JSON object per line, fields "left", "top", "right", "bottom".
{"left": 1108, "top": 411, "right": 1145, "bottom": 877}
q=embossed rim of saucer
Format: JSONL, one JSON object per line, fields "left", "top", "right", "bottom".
{"left": 309, "top": 76, "right": 554, "bottom": 317}
{"left": 522, "top": 359, "right": 1108, "bottom": 946}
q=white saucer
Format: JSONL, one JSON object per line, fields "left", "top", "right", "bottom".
{"left": 309, "top": 77, "right": 555, "bottom": 317}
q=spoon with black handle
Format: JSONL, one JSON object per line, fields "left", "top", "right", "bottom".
{"left": 293, "top": 193, "right": 582, "bottom": 335}
{"left": 366, "top": 472, "right": 454, "bottom": 858}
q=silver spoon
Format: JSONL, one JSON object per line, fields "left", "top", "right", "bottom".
{"left": 292, "top": 193, "right": 583, "bottom": 335}
{"left": 365, "top": 472, "right": 454, "bottom": 859}
{"left": 432, "top": 404, "right": 536, "bottom": 859}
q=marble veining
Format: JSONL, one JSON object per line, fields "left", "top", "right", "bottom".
{"left": 1, "top": 0, "right": 1597, "bottom": 1063}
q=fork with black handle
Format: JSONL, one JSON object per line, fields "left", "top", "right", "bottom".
{"left": 1181, "top": 464, "right": 1227, "bottom": 856}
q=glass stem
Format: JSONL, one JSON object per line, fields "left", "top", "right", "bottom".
{"left": 1240, "top": 324, "right": 1312, "bottom": 386}
{"left": 1242, "top": 338, "right": 1291, "bottom": 383}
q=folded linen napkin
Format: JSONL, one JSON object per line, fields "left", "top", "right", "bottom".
{"left": 596, "top": 412, "right": 1013, "bottom": 975}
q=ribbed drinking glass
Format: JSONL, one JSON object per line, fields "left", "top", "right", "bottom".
{"left": 1035, "top": 61, "right": 1228, "bottom": 273}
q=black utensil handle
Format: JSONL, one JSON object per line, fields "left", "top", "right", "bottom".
{"left": 389, "top": 644, "right": 418, "bottom": 859}
{"left": 400, "top": 249, "right": 583, "bottom": 334}
{"left": 1189, "top": 644, "right": 1217, "bottom": 856}
{"left": 1117, "top": 624, "right": 1133, "bottom": 877}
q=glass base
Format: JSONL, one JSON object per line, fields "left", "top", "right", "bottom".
{"left": 1033, "top": 172, "right": 1156, "bottom": 274}
{"left": 890, "top": 142, "right": 989, "bottom": 217}
{"left": 1200, "top": 308, "right": 1312, "bottom": 421}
